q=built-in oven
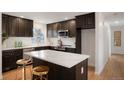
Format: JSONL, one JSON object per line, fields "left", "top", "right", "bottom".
{"left": 58, "top": 30, "right": 69, "bottom": 37}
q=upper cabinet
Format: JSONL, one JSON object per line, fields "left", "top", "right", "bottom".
{"left": 2, "top": 14, "right": 33, "bottom": 37}
{"left": 47, "top": 19, "right": 76, "bottom": 38}
{"left": 76, "top": 13, "right": 95, "bottom": 29}
{"left": 67, "top": 19, "right": 76, "bottom": 37}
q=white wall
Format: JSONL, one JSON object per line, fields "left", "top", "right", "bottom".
{"left": 95, "top": 13, "right": 111, "bottom": 74}
{"left": 0, "top": 13, "right": 2, "bottom": 79}
{"left": 81, "top": 29, "right": 95, "bottom": 66}
{"left": 111, "top": 25, "right": 124, "bottom": 54}
{"left": 103, "top": 22, "right": 111, "bottom": 66}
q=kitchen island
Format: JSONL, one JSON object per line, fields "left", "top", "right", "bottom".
{"left": 25, "top": 50, "right": 89, "bottom": 80}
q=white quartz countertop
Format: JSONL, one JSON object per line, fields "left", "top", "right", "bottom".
{"left": 2, "top": 45, "right": 49, "bottom": 51}
{"left": 24, "top": 50, "right": 89, "bottom": 68}
{"left": 2, "top": 45, "right": 76, "bottom": 51}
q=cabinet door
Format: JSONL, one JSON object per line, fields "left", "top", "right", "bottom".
{"left": 52, "top": 23, "right": 58, "bottom": 37}
{"left": 68, "top": 19, "right": 76, "bottom": 37}
{"left": 2, "top": 49, "right": 23, "bottom": 72}
{"left": 24, "top": 19, "right": 33, "bottom": 37}
{"left": 65, "top": 48, "right": 76, "bottom": 53}
{"left": 86, "top": 13, "right": 95, "bottom": 29}
{"left": 57, "top": 23, "right": 61, "bottom": 31}
{"left": 47, "top": 23, "right": 58, "bottom": 38}
{"left": 35, "top": 46, "right": 50, "bottom": 51}
{"left": 18, "top": 18, "right": 25, "bottom": 37}
{"left": 25, "top": 20, "right": 32, "bottom": 37}
{"left": 76, "top": 15, "right": 83, "bottom": 28}
{"left": 9, "top": 16, "right": 19, "bottom": 36}
{"left": 76, "top": 13, "right": 95, "bottom": 29}
{"left": 61, "top": 21, "right": 68, "bottom": 30}
{"left": 2, "top": 14, "right": 9, "bottom": 35}
{"left": 82, "top": 15, "right": 87, "bottom": 29}
{"left": 47, "top": 24, "right": 53, "bottom": 38}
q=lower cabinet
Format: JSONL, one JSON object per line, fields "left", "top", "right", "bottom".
{"left": 33, "top": 58, "right": 88, "bottom": 80}
{"left": 2, "top": 49, "right": 23, "bottom": 72}
{"left": 50, "top": 46, "right": 76, "bottom": 53}
{"left": 65, "top": 48, "right": 76, "bottom": 53}
{"left": 2, "top": 46, "right": 76, "bottom": 72}
{"left": 35, "top": 46, "right": 50, "bottom": 51}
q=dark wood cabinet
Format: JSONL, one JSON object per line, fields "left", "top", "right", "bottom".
{"left": 76, "top": 13, "right": 95, "bottom": 54}
{"left": 68, "top": 19, "right": 76, "bottom": 37}
{"left": 60, "top": 21, "right": 68, "bottom": 30}
{"left": 18, "top": 18, "right": 25, "bottom": 36}
{"left": 50, "top": 46, "right": 76, "bottom": 53}
{"left": 35, "top": 46, "right": 50, "bottom": 51}
{"left": 75, "top": 15, "right": 82, "bottom": 29}
{"left": 76, "top": 28, "right": 81, "bottom": 54}
{"left": 47, "top": 19, "right": 76, "bottom": 37}
{"left": 9, "top": 16, "right": 19, "bottom": 36}
{"left": 2, "top": 49, "right": 23, "bottom": 72}
{"left": 33, "top": 58, "right": 88, "bottom": 80}
{"left": 23, "top": 19, "right": 33, "bottom": 37}
{"left": 2, "top": 14, "right": 9, "bottom": 35}
{"left": 47, "top": 24, "right": 53, "bottom": 38}
{"left": 47, "top": 23, "right": 58, "bottom": 38}
{"left": 2, "top": 14, "right": 33, "bottom": 37}
{"left": 65, "top": 48, "right": 76, "bottom": 53}
{"left": 52, "top": 23, "right": 58, "bottom": 37}
{"left": 76, "top": 13, "right": 95, "bottom": 29}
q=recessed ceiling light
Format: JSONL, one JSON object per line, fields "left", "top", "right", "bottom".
{"left": 20, "top": 16, "right": 24, "bottom": 18}
{"left": 114, "top": 21, "right": 119, "bottom": 24}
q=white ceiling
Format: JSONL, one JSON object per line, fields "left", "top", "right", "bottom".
{"left": 3, "top": 12, "right": 124, "bottom": 26}
{"left": 103, "top": 12, "right": 124, "bottom": 26}
{"left": 3, "top": 12, "right": 88, "bottom": 24}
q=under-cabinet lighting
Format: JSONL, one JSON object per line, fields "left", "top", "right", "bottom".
{"left": 20, "top": 16, "right": 24, "bottom": 18}
{"left": 64, "top": 17, "right": 68, "bottom": 20}
{"left": 114, "top": 21, "right": 119, "bottom": 24}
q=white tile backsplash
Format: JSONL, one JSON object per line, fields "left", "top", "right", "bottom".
{"left": 2, "top": 37, "right": 76, "bottom": 49}
{"left": 2, "top": 37, "right": 43, "bottom": 48}
{"left": 48, "top": 37, "right": 76, "bottom": 48}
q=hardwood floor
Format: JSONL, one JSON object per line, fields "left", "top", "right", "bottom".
{"left": 88, "top": 54, "right": 124, "bottom": 80}
{"left": 3, "top": 65, "right": 32, "bottom": 80}
{"left": 2, "top": 54, "right": 124, "bottom": 80}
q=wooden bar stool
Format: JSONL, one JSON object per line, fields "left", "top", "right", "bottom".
{"left": 33, "top": 65, "right": 49, "bottom": 80}
{"left": 16, "top": 59, "right": 32, "bottom": 80}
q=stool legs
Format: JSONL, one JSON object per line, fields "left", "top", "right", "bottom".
{"left": 16, "top": 66, "right": 23, "bottom": 80}
{"left": 30, "top": 65, "right": 33, "bottom": 80}
{"left": 16, "top": 66, "right": 26, "bottom": 80}
{"left": 23, "top": 65, "right": 26, "bottom": 80}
